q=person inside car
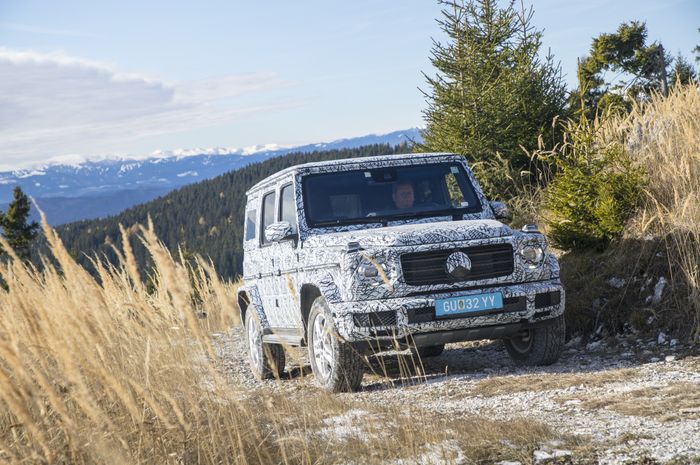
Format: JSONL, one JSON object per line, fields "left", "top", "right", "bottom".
{"left": 392, "top": 181, "right": 415, "bottom": 209}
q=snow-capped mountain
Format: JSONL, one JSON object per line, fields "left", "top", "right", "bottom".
{"left": 0, "top": 128, "right": 421, "bottom": 225}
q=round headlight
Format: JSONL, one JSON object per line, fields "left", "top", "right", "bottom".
{"left": 519, "top": 244, "right": 544, "bottom": 268}
{"left": 359, "top": 263, "right": 380, "bottom": 278}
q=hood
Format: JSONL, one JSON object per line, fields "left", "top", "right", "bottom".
{"left": 303, "top": 219, "right": 513, "bottom": 249}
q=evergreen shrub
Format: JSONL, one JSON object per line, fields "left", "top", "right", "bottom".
{"left": 544, "top": 117, "right": 645, "bottom": 250}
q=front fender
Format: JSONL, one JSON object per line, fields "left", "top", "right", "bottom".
{"left": 238, "top": 285, "right": 271, "bottom": 332}
{"left": 317, "top": 272, "right": 343, "bottom": 304}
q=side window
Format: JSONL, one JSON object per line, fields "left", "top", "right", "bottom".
{"left": 261, "top": 191, "right": 276, "bottom": 245}
{"left": 279, "top": 184, "right": 298, "bottom": 234}
{"left": 245, "top": 209, "right": 257, "bottom": 241}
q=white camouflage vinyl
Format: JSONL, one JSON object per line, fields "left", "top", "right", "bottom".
{"left": 239, "top": 153, "right": 564, "bottom": 342}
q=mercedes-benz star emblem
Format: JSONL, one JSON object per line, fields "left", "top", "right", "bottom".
{"left": 445, "top": 251, "right": 472, "bottom": 280}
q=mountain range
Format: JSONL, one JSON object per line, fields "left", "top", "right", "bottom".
{"left": 1, "top": 128, "right": 421, "bottom": 225}
{"left": 52, "top": 143, "right": 414, "bottom": 280}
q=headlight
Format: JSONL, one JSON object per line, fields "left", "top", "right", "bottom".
{"left": 518, "top": 244, "right": 544, "bottom": 269}
{"left": 359, "top": 263, "right": 380, "bottom": 278}
{"left": 359, "top": 260, "right": 389, "bottom": 279}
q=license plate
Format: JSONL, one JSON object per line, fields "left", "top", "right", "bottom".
{"left": 435, "top": 292, "right": 503, "bottom": 318}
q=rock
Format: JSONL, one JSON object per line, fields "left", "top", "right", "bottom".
{"left": 658, "top": 332, "right": 667, "bottom": 345}
{"left": 533, "top": 450, "right": 553, "bottom": 463}
{"left": 650, "top": 357, "right": 661, "bottom": 362}
{"left": 497, "top": 462, "right": 522, "bottom": 465}
{"left": 652, "top": 277, "right": 666, "bottom": 304}
{"left": 552, "top": 450, "right": 572, "bottom": 458}
{"left": 586, "top": 340, "right": 604, "bottom": 351}
{"left": 665, "top": 355, "right": 676, "bottom": 362}
{"left": 607, "top": 277, "right": 626, "bottom": 289}
{"left": 670, "top": 339, "right": 679, "bottom": 347}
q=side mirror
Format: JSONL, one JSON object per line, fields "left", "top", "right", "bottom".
{"left": 489, "top": 201, "right": 511, "bottom": 221}
{"left": 264, "top": 221, "right": 294, "bottom": 243}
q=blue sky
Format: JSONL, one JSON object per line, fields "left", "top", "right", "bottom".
{"left": 0, "top": 0, "right": 698, "bottom": 170}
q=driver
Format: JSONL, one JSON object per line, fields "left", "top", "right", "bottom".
{"left": 392, "top": 182, "right": 415, "bottom": 209}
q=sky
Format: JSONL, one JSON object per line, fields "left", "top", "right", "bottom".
{"left": 0, "top": 0, "right": 698, "bottom": 171}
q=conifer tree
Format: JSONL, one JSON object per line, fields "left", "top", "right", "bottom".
{"left": 671, "top": 53, "right": 697, "bottom": 87}
{"left": 0, "top": 186, "right": 39, "bottom": 260}
{"left": 574, "top": 22, "right": 671, "bottom": 114}
{"left": 420, "top": 0, "right": 567, "bottom": 198}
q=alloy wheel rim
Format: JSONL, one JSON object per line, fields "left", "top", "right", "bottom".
{"left": 247, "top": 317, "right": 263, "bottom": 372}
{"left": 510, "top": 330, "right": 534, "bottom": 353}
{"left": 312, "top": 313, "right": 334, "bottom": 380}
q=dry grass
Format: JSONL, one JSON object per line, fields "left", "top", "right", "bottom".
{"left": 565, "top": 382, "right": 700, "bottom": 422}
{"left": 524, "top": 84, "right": 700, "bottom": 337}
{"left": 472, "top": 368, "right": 639, "bottom": 396}
{"left": 605, "top": 84, "right": 700, "bottom": 338}
{"left": 0, "top": 214, "right": 573, "bottom": 464}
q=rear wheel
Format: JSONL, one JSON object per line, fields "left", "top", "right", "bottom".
{"left": 307, "top": 296, "right": 364, "bottom": 392}
{"left": 413, "top": 344, "right": 445, "bottom": 358}
{"left": 245, "top": 311, "right": 285, "bottom": 380}
{"left": 504, "top": 316, "right": 565, "bottom": 366}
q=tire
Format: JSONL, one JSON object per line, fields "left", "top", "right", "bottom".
{"left": 245, "top": 311, "right": 285, "bottom": 380}
{"left": 504, "top": 315, "right": 565, "bottom": 366}
{"left": 307, "top": 296, "right": 364, "bottom": 392}
{"left": 413, "top": 344, "right": 445, "bottom": 358}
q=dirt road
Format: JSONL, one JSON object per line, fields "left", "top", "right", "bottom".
{"left": 215, "top": 327, "right": 700, "bottom": 464}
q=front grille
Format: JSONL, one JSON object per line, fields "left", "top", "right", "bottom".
{"left": 401, "top": 243, "right": 514, "bottom": 286}
{"left": 353, "top": 311, "right": 397, "bottom": 328}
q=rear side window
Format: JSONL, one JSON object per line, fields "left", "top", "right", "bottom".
{"left": 280, "top": 184, "right": 297, "bottom": 234}
{"left": 261, "top": 191, "right": 276, "bottom": 244}
{"left": 245, "top": 209, "right": 257, "bottom": 241}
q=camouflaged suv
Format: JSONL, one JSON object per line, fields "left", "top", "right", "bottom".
{"left": 238, "top": 153, "right": 565, "bottom": 392}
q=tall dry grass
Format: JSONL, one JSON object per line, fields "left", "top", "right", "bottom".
{"left": 608, "top": 84, "right": 700, "bottom": 338}
{"left": 518, "top": 84, "right": 700, "bottom": 337}
{"left": 0, "top": 214, "right": 566, "bottom": 464}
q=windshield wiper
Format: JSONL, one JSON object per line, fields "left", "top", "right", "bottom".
{"left": 312, "top": 208, "right": 470, "bottom": 228}
{"left": 313, "top": 217, "right": 383, "bottom": 227}
{"left": 382, "top": 208, "right": 466, "bottom": 222}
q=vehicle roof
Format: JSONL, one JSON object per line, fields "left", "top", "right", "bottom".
{"left": 246, "top": 152, "right": 461, "bottom": 195}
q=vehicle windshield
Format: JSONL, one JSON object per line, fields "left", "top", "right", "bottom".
{"left": 302, "top": 162, "right": 482, "bottom": 227}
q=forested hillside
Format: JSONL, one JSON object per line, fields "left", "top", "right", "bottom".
{"left": 54, "top": 143, "right": 412, "bottom": 279}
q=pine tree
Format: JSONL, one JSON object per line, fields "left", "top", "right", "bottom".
{"left": 671, "top": 53, "right": 697, "bottom": 87}
{"left": 574, "top": 22, "right": 671, "bottom": 115}
{"left": 420, "top": 0, "right": 567, "bottom": 199}
{"left": 0, "top": 186, "right": 40, "bottom": 260}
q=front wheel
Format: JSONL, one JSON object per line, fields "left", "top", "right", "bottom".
{"left": 245, "top": 311, "right": 285, "bottom": 380}
{"left": 504, "top": 316, "right": 565, "bottom": 366}
{"left": 307, "top": 296, "right": 364, "bottom": 392}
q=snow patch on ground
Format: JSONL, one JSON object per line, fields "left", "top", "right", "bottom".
{"left": 318, "top": 409, "right": 369, "bottom": 441}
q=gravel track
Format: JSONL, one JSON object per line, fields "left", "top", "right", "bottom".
{"left": 214, "top": 327, "right": 700, "bottom": 464}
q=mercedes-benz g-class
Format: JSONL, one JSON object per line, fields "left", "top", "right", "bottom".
{"left": 238, "top": 153, "right": 565, "bottom": 392}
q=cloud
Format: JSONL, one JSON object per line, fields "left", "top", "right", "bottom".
{"left": 0, "top": 48, "right": 297, "bottom": 170}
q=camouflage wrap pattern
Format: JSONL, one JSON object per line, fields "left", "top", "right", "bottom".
{"left": 239, "top": 153, "right": 564, "bottom": 342}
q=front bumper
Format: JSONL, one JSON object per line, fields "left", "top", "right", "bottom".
{"left": 330, "top": 279, "right": 565, "bottom": 343}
